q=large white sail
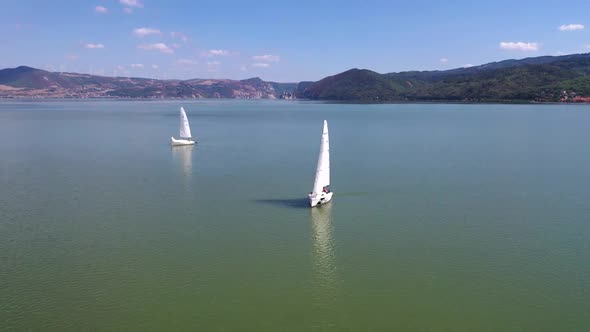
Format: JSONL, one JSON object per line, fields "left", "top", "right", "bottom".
{"left": 179, "top": 107, "right": 192, "bottom": 139}
{"left": 312, "top": 120, "right": 330, "bottom": 194}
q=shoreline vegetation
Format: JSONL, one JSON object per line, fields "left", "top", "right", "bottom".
{"left": 3, "top": 53, "right": 590, "bottom": 103}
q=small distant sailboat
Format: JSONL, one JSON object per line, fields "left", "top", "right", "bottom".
{"left": 309, "top": 120, "right": 333, "bottom": 207}
{"left": 171, "top": 106, "right": 196, "bottom": 146}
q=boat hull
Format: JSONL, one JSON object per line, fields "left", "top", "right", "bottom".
{"left": 171, "top": 137, "right": 195, "bottom": 146}
{"left": 309, "top": 192, "right": 333, "bottom": 207}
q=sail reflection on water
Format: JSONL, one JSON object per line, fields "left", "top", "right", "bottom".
{"left": 172, "top": 145, "right": 194, "bottom": 188}
{"left": 310, "top": 202, "right": 338, "bottom": 302}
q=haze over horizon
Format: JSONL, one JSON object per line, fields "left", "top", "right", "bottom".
{"left": 3, "top": 0, "right": 590, "bottom": 82}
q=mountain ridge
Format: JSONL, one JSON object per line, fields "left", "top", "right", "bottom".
{"left": 3, "top": 53, "right": 590, "bottom": 102}
{"left": 301, "top": 53, "right": 590, "bottom": 102}
{"left": 0, "top": 66, "right": 298, "bottom": 99}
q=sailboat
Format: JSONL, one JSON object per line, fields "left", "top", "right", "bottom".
{"left": 309, "top": 120, "right": 333, "bottom": 207}
{"left": 171, "top": 106, "right": 196, "bottom": 146}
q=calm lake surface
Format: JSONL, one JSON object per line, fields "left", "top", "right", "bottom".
{"left": 1, "top": 100, "right": 589, "bottom": 331}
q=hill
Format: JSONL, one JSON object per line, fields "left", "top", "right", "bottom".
{"left": 302, "top": 69, "right": 407, "bottom": 100}
{"left": 300, "top": 53, "right": 590, "bottom": 102}
{"left": 4, "top": 53, "right": 590, "bottom": 102}
{"left": 0, "top": 66, "right": 298, "bottom": 99}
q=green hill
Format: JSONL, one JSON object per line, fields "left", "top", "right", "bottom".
{"left": 302, "top": 69, "right": 410, "bottom": 100}
{"left": 300, "top": 53, "right": 590, "bottom": 102}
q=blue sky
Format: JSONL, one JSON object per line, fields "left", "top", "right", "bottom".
{"left": 2, "top": 0, "right": 590, "bottom": 82}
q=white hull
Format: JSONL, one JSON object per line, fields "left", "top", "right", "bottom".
{"left": 309, "top": 191, "right": 333, "bottom": 207}
{"left": 171, "top": 137, "right": 195, "bottom": 146}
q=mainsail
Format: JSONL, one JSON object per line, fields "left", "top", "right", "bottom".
{"left": 179, "top": 107, "right": 192, "bottom": 139}
{"left": 312, "top": 120, "right": 330, "bottom": 194}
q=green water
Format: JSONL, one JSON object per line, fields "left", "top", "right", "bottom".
{"left": 1, "top": 100, "right": 589, "bottom": 331}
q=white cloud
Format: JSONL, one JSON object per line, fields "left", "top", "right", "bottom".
{"left": 123, "top": 7, "right": 132, "bottom": 13}
{"left": 559, "top": 24, "right": 584, "bottom": 31}
{"left": 175, "top": 59, "right": 199, "bottom": 66}
{"left": 439, "top": 58, "right": 449, "bottom": 63}
{"left": 252, "top": 63, "right": 270, "bottom": 68}
{"left": 138, "top": 43, "right": 174, "bottom": 54}
{"left": 203, "top": 49, "right": 230, "bottom": 56}
{"left": 463, "top": 64, "right": 474, "bottom": 68}
{"left": 152, "top": 64, "right": 159, "bottom": 69}
{"left": 65, "top": 54, "right": 79, "bottom": 61}
{"left": 119, "top": 0, "right": 143, "bottom": 8}
{"left": 114, "top": 65, "right": 129, "bottom": 76}
{"left": 170, "top": 31, "right": 189, "bottom": 43}
{"left": 133, "top": 27, "right": 161, "bottom": 37}
{"left": 252, "top": 54, "right": 280, "bottom": 62}
{"left": 207, "top": 61, "right": 220, "bottom": 71}
{"left": 499, "top": 41, "right": 539, "bottom": 51}
{"left": 84, "top": 43, "right": 105, "bottom": 49}
{"left": 130, "top": 63, "right": 144, "bottom": 68}
{"left": 95, "top": 6, "right": 108, "bottom": 13}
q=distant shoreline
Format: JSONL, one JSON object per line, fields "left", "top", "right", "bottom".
{"left": 1, "top": 97, "right": 589, "bottom": 106}
{"left": 4, "top": 53, "right": 590, "bottom": 102}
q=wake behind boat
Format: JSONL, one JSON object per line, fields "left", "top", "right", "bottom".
{"left": 309, "top": 120, "right": 333, "bottom": 207}
{"left": 171, "top": 106, "right": 196, "bottom": 146}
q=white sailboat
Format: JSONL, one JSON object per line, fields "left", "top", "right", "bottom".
{"left": 171, "top": 106, "right": 196, "bottom": 146}
{"left": 309, "top": 120, "right": 333, "bottom": 207}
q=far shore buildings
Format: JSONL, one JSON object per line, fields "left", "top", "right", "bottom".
{"left": 559, "top": 90, "right": 590, "bottom": 103}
